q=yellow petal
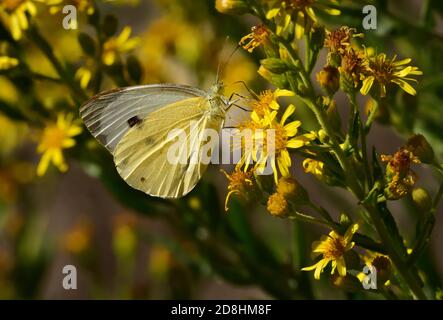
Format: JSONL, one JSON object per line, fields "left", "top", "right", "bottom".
{"left": 286, "top": 138, "right": 305, "bottom": 149}
{"left": 283, "top": 121, "right": 301, "bottom": 136}
{"left": 280, "top": 104, "right": 295, "bottom": 125}
{"left": 37, "top": 152, "right": 51, "bottom": 176}
{"left": 343, "top": 224, "right": 359, "bottom": 243}
{"left": 360, "top": 76, "right": 374, "bottom": 95}
{"left": 274, "top": 89, "right": 295, "bottom": 98}
{"left": 266, "top": 8, "right": 280, "bottom": 20}
{"left": 336, "top": 257, "right": 347, "bottom": 276}
{"left": 393, "top": 58, "right": 411, "bottom": 66}
{"left": 392, "top": 79, "right": 417, "bottom": 96}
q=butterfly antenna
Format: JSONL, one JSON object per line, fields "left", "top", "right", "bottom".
{"left": 216, "top": 37, "right": 240, "bottom": 83}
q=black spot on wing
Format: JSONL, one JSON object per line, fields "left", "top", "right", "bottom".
{"left": 127, "top": 116, "right": 142, "bottom": 127}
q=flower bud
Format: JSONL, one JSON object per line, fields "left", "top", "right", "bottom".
{"left": 405, "top": 134, "right": 435, "bottom": 164}
{"left": 267, "top": 192, "right": 289, "bottom": 218}
{"left": 371, "top": 255, "right": 392, "bottom": 287}
{"left": 317, "top": 66, "right": 340, "bottom": 96}
{"left": 277, "top": 177, "right": 309, "bottom": 207}
{"left": 215, "top": 0, "right": 249, "bottom": 15}
{"left": 412, "top": 188, "right": 432, "bottom": 212}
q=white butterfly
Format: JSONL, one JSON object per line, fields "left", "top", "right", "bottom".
{"left": 80, "top": 82, "right": 230, "bottom": 198}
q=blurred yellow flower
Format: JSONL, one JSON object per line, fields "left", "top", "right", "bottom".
{"left": 62, "top": 220, "right": 93, "bottom": 255}
{"left": 137, "top": 16, "right": 205, "bottom": 82}
{"left": 360, "top": 53, "right": 422, "bottom": 97}
{"left": 148, "top": 245, "right": 172, "bottom": 279}
{"left": 36, "top": 113, "right": 82, "bottom": 176}
{"left": 302, "top": 224, "right": 359, "bottom": 280}
{"left": 0, "top": 56, "right": 19, "bottom": 70}
{"left": 0, "top": 0, "right": 37, "bottom": 40}
{"left": 266, "top": 0, "right": 340, "bottom": 38}
{"left": 46, "top": 0, "right": 94, "bottom": 15}
{"left": 102, "top": 26, "right": 140, "bottom": 66}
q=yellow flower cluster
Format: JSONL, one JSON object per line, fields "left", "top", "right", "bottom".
{"left": 0, "top": 0, "right": 37, "bottom": 40}
{"left": 324, "top": 26, "right": 422, "bottom": 97}
{"left": 236, "top": 89, "right": 315, "bottom": 184}
{"left": 266, "top": 0, "right": 340, "bottom": 38}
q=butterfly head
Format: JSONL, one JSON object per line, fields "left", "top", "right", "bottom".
{"left": 209, "top": 80, "right": 225, "bottom": 97}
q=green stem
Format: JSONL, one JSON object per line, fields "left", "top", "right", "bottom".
{"left": 364, "top": 204, "right": 427, "bottom": 299}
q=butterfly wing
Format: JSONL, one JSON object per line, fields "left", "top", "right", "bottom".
{"left": 80, "top": 84, "right": 206, "bottom": 152}
{"left": 113, "top": 97, "right": 225, "bottom": 198}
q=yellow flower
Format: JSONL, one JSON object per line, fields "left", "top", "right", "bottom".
{"left": 221, "top": 167, "right": 254, "bottom": 211}
{"left": 255, "top": 104, "right": 315, "bottom": 183}
{"left": 239, "top": 24, "right": 270, "bottom": 53}
{"left": 45, "top": 0, "right": 94, "bottom": 15}
{"left": 102, "top": 26, "right": 140, "bottom": 66}
{"left": 234, "top": 89, "right": 295, "bottom": 171}
{"left": 267, "top": 192, "right": 288, "bottom": 217}
{"left": 303, "top": 158, "right": 324, "bottom": 178}
{"left": 266, "top": 0, "right": 340, "bottom": 38}
{"left": 251, "top": 88, "right": 294, "bottom": 117}
{"left": 302, "top": 224, "right": 359, "bottom": 279}
{"left": 0, "top": 0, "right": 37, "bottom": 40}
{"left": 36, "top": 113, "right": 82, "bottom": 176}
{"left": 324, "top": 26, "right": 363, "bottom": 55}
{"left": 338, "top": 48, "right": 367, "bottom": 90}
{"left": 360, "top": 53, "right": 422, "bottom": 97}
{"left": 0, "top": 56, "right": 19, "bottom": 70}
{"left": 381, "top": 149, "right": 420, "bottom": 200}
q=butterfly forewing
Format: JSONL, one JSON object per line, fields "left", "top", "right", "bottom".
{"left": 80, "top": 84, "right": 206, "bottom": 152}
{"left": 113, "top": 97, "right": 225, "bottom": 198}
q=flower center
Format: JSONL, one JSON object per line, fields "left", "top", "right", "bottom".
{"left": 41, "top": 126, "right": 67, "bottom": 150}
{"left": 273, "top": 124, "right": 288, "bottom": 151}
{"left": 371, "top": 60, "right": 394, "bottom": 85}
{"left": 252, "top": 90, "right": 274, "bottom": 116}
{"left": 228, "top": 170, "right": 252, "bottom": 191}
{"left": 323, "top": 236, "right": 346, "bottom": 260}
